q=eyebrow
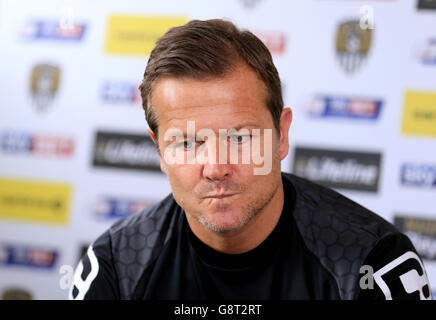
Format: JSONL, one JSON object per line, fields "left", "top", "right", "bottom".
{"left": 233, "top": 122, "right": 260, "bottom": 131}
{"left": 178, "top": 122, "right": 261, "bottom": 136}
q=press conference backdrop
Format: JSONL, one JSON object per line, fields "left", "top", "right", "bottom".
{"left": 0, "top": 0, "right": 435, "bottom": 300}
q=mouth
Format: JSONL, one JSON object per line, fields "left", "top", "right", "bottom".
{"left": 204, "top": 193, "right": 237, "bottom": 199}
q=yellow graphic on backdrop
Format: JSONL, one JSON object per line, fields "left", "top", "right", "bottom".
{"left": 104, "top": 14, "right": 188, "bottom": 56}
{"left": 0, "top": 178, "right": 71, "bottom": 224}
{"left": 401, "top": 91, "right": 436, "bottom": 138}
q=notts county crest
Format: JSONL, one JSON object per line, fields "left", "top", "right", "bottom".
{"left": 30, "top": 64, "right": 60, "bottom": 112}
{"left": 336, "top": 20, "right": 372, "bottom": 75}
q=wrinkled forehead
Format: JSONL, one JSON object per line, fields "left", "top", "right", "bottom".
{"left": 150, "top": 65, "right": 270, "bottom": 132}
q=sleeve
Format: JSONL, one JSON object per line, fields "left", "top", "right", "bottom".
{"left": 356, "top": 233, "right": 433, "bottom": 300}
{"left": 69, "top": 231, "right": 120, "bottom": 300}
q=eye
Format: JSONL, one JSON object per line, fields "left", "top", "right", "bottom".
{"left": 183, "top": 140, "right": 194, "bottom": 150}
{"left": 230, "top": 135, "right": 250, "bottom": 144}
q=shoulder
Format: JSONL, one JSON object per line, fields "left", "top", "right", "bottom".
{"left": 93, "top": 193, "right": 183, "bottom": 299}
{"left": 284, "top": 172, "right": 398, "bottom": 240}
{"left": 108, "top": 192, "right": 181, "bottom": 243}
{"left": 282, "top": 172, "right": 404, "bottom": 299}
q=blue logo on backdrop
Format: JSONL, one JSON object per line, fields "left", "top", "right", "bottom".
{"left": 419, "top": 39, "right": 436, "bottom": 65}
{"left": 21, "top": 20, "right": 87, "bottom": 41}
{"left": 0, "top": 131, "right": 74, "bottom": 157}
{"left": 0, "top": 243, "right": 58, "bottom": 269}
{"left": 1, "top": 132, "right": 33, "bottom": 154}
{"left": 401, "top": 163, "right": 436, "bottom": 188}
{"left": 306, "top": 95, "right": 383, "bottom": 120}
{"left": 101, "top": 82, "right": 141, "bottom": 105}
{"left": 94, "top": 197, "right": 154, "bottom": 220}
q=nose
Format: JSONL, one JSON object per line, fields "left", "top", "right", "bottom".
{"left": 200, "top": 135, "right": 233, "bottom": 181}
{"left": 202, "top": 162, "right": 232, "bottom": 181}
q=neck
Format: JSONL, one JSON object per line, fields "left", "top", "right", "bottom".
{"left": 185, "top": 180, "right": 285, "bottom": 254}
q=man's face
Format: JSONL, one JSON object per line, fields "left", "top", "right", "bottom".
{"left": 151, "top": 62, "right": 291, "bottom": 233}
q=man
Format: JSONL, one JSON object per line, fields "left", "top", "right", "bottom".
{"left": 70, "top": 19, "right": 432, "bottom": 300}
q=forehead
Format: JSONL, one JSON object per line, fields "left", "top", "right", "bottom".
{"left": 150, "top": 62, "right": 271, "bottom": 131}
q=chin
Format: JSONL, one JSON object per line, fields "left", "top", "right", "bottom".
{"left": 204, "top": 221, "right": 244, "bottom": 233}
{"left": 201, "top": 212, "right": 248, "bottom": 233}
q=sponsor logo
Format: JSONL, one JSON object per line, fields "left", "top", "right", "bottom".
{"left": 252, "top": 31, "right": 286, "bottom": 55}
{"left": 418, "top": 0, "right": 436, "bottom": 9}
{"left": 373, "top": 251, "right": 432, "bottom": 300}
{"left": 0, "top": 178, "right": 71, "bottom": 224}
{"left": 30, "top": 64, "right": 61, "bottom": 113}
{"left": 1, "top": 288, "right": 33, "bottom": 300}
{"left": 0, "top": 243, "right": 58, "bottom": 269}
{"left": 306, "top": 95, "right": 382, "bottom": 120}
{"left": 293, "top": 147, "right": 382, "bottom": 192}
{"left": 92, "top": 131, "right": 161, "bottom": 172}
{"left": 394, "top": 216, "right": 436, "bottom": 261}
{"left": 21, "top": 20, "right": 86, "bottom": 41}
{"left": 101, "top": 81, "right": 141, "bottom": 105}
{"left": 94, "top": 196, "right": 154, "bottom": 220}
{"left": 104, "top": 15, "right": 188, "bottom": 56}
{"left": 0, "top": 131, "right": 74, "bottom": 158}
{"left": 401, "top": 163, "right": 436, "bottom": 188}
{"left": 401, "top": 91, "right": 436, "bottom": 138}
{"left": 417, "top": 38, "right": 436, "bottom": 65}
{"left": 336, "top": 20, "right": 372, "bottom": 74}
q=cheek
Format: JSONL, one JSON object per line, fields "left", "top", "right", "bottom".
{"left": 243, "top": 162, "right": 279, "bottom": 189}
{"left": 165, "top": 165, "right": 199, "bottom": 193}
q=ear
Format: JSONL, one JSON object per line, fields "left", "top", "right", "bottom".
{"left": 148, "top": 128, "right": 166, "bottom": 174}
{"left": 148, "top": 128, "right": 157, "bottom": 144}
{"left": 279, "top": 107, "right": 292, "bottom": 160}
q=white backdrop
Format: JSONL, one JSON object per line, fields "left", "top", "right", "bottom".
{"left": 0, "top": 0, "right": 435, "bottom": 299}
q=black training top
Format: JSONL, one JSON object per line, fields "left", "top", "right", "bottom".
{"left": 70, "top": 172, "right": 432, "bottom": 300}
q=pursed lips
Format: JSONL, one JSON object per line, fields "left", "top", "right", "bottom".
{"left": 203, "top": 193, "right": 238, "bottom": 199}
